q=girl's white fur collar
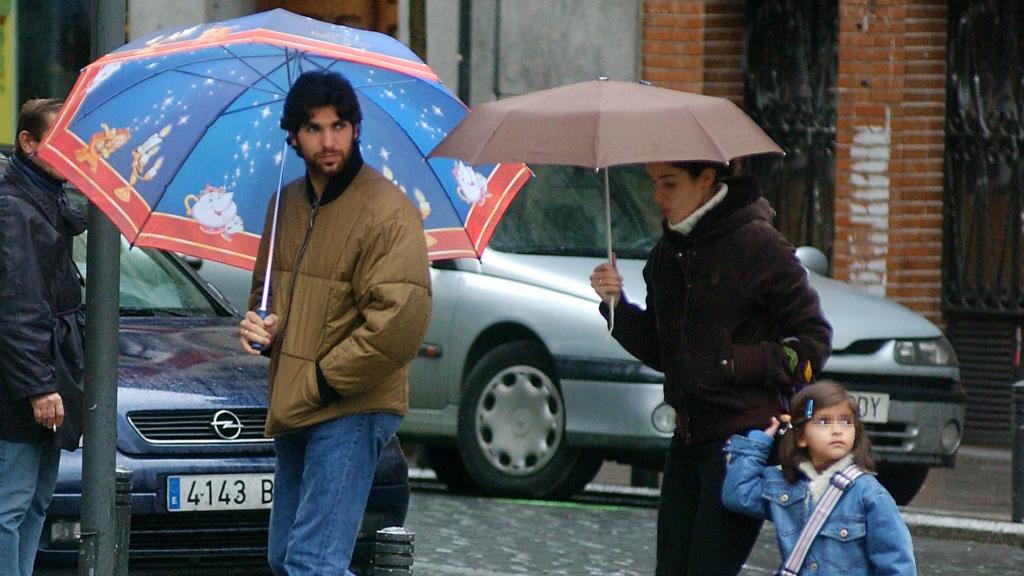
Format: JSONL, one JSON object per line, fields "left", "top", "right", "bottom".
{"left": 798, "top": 454, "right": 855, "bottom": 505}
{"left": 668, "top": 184, "right": 729, "bottom": 235}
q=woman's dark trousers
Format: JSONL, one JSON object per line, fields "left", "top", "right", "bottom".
{"left": 655, "top": 435, "right": 763, "bottom": 576}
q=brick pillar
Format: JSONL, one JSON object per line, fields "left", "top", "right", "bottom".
{"left": 642, "top": 0, "right": 744, "bottom": 103}
{"left": 834, "top": 0, "right": 946, "bottom": 323}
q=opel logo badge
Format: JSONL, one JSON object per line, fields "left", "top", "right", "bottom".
{"left": 210, "top": 410, "right": 244, "bottom": 440}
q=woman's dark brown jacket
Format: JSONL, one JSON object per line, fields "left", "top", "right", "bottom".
{"left": 603, "top": 175, "right": 832, "bottom": 445}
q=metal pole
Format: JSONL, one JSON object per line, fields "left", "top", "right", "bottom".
{"left": 113, "top": 467, "right": 134, "bottom": 576}
{"left": 1013, "top": 380, "right": 1024, "bottom": 523}
{"left": 79, "top": 2, "right": 126, "bottom": 574}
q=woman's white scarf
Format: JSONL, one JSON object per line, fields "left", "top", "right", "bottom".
{"left": 668, "top": 184, "right": 729, "bottom": 235}
{"left": 798, "top": 454, "right": 855, "bottom": 505}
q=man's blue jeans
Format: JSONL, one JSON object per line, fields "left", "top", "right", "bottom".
{"left": 268, "top": 412, "right": 402, "bottom": 576}
{"left": 0, "top": 439, "right": 61, "bottom": 576}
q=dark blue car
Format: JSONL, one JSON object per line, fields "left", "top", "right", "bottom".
{"left": 31, "top": 186, "right": 409, "bottom": 574}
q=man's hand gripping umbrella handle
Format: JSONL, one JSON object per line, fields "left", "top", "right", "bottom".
{"left": 250, "top": 140, "right": 288, "bottom": 353}
{"left": 250, "top": 308, "right": 268, "bottom": 351}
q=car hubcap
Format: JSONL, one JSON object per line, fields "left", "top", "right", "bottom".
{"left": 474, "top": 364, "right": 564, "bottom": 477}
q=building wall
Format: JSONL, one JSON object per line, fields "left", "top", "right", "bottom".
{"left": 641, "top": 0, "right": 743, "bottom": 102}
{"left": 129, "top": 0, "right": 257, "bottom": 39}
{"left": 640, "top": 0, "right": 948, "bottom": 323}
{"left": 424, "top": 0, "right": 460, "bottom": 93}
{"left": 833, "top": 0, "right": 946, "bottom": 323}
{"left": 444, "top": 0, "right": 641, "bottom": 107}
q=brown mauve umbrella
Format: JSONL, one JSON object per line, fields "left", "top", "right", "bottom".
{"left": 428, "top": 79, "right": 783, "bottom": 169}
{"left": 428, "top": 79, "right": 783, "bottom": 326}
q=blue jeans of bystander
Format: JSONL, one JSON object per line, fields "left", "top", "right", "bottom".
{"left": 268, "top": 412, "right": 402, "bottom": 576}
{"left": 0, "top": 439, "right": 61, "bottom": 576}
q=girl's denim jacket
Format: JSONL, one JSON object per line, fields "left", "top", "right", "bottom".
{"left": 722, "top": 431, "right": 916, "bottom": 576}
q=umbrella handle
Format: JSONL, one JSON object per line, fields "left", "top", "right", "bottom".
{"left": 604, "top": 168, "right": 615, "bottom": 334}
{"left": 250, "top": 308, "right": 268, "bottom": 352}
{"left": 252, "top": 138, "right": 290, "bottom": 352}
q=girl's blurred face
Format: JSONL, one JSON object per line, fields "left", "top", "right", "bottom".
{"left": 797, "top": 402, "right": 857, "bottom": 471}
{"left": 645, "top": 163, "right": 716, "bottom": 225}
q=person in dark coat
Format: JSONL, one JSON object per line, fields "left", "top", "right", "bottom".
{"left": 590, "top": 161, "right": 832, "bottom": 576}
{"left": 0, "top": 98, "right": 86, "bottom": 576}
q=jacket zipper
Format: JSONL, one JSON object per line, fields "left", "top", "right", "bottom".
{"left": 275, "top": 199, "right": 320, "bottom": 348}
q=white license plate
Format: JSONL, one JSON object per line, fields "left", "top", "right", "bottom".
{"left": 167, "top": 473, "right": 274, "bottom": 512}
{"left": 849, "top": 391, "right": 890, "bottom": 424}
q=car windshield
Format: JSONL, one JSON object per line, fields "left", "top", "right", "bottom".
{"left": 67, "top": 191, "right": 224, "bottom": 318}
{"left": 488, "top": 164, "right": 662, "bottom": 259}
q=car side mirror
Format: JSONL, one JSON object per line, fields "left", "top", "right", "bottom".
{"left": 795, "top": 246, "right": 829, "bottom": 277}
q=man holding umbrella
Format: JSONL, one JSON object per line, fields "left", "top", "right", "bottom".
{"left": 0, "top": 98, "right": 87, "bottom": 576}
{"left": 239, "top": 71, "right": 431, "bottom": 575}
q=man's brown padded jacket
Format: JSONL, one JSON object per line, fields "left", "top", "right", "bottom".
{"left": 249, "top": 159, "right": 432, "bottom": 437}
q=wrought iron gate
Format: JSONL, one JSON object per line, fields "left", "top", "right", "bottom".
{"left": 945, "top": 0, "right": 1024, "bottom": 445}
{"left": 742, "top": 0, "right": 837, "bottom": 259}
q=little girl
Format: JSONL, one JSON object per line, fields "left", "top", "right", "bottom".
{"left": 721, "top": 381, "right": 916, "bottom": 575}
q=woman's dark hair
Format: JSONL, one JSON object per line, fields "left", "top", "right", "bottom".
{"left": 16, "top": 98, "right": 63, "bottom": 157}
{"left": 280, "top": 71, "right": 362, "bottom": 135}
{"left": 668, "top": 160, "right": 736, "bottom": 181}
{"left": 777, "top": 380, "right": 876, "bottom": 482}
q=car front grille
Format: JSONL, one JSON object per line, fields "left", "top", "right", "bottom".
{"left": 127, "top": 510, "right": 376, "bottom": 568}
{"left": 128, "top": 409, "right": 271, "bottom": 444}
{"left": 865, "top": 422, "right": 915, "bottom": 451}
{"left": 130, "top": 510, "right": 269, "bottom": 557}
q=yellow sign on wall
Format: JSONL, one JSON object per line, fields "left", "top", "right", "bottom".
{"left": 0, "top": 0, "right": 14, "bottom": 148}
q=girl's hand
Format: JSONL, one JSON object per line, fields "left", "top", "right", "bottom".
{"left": 763, "top": 417, "right": 780, "bottom": 437}
{"left": 772, "top": 414, "right": 793, "bottom": 436}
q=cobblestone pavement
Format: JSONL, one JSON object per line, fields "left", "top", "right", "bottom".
{"left": 36, "top": 480, "right": 1024, "bottom": 575}
{"left": 406, "top": 490, "right": 1024, "bottom": 575}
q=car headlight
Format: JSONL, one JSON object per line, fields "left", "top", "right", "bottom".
{"left": 894, "top": 338, "right": 958, "bottom": 366}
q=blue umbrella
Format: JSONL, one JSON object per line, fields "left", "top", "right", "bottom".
{"left": 39, "top": 8, "right": 531, "bottom": 271}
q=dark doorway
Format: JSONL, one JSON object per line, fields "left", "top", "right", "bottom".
{"left": 742, "top": 0, "right": 838, "bottom": 260}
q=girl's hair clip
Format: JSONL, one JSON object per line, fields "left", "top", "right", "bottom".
{"left": 804, "top": 399, "right": 814, "bottom": 419}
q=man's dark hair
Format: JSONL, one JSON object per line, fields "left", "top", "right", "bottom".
{"left": 16, "top": 98, "right": 63, "bottom": 156}
{"left": 280, "top": 71, "right": 362, "bottom": 134}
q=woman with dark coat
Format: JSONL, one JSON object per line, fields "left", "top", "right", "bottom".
{"left": 590, "top": 161, "right": 832, "bottom": 576}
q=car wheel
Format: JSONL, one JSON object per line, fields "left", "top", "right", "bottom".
{"left": 422, "top": 445, "right": 481, "bottom": 493}
{"left": 876, "top": 463, "right": 929, "bottom": 505}
{"left": 456, "top": 341, "right": 601, "bottom": 498}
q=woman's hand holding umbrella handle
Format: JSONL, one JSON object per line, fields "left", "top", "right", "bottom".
{"left": 590, "top": 254, "right": 622, "bottom": 311}
{"left": 240, "top": 309, "right": 278, "bottom": 355}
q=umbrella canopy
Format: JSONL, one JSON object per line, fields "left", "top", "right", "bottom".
{"left": 39, "top": 9, "right": 530, "bottom": 269}
{"left": 429, "top": 79, "right": 783, "bottom": 330}
{"left": 428, "top": 79, "right": 782, "bottom": 168}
